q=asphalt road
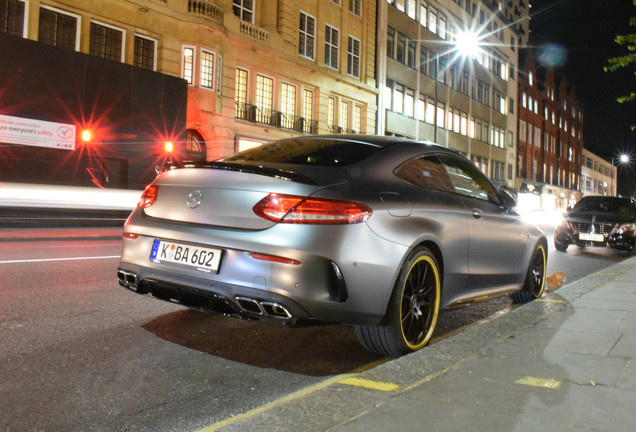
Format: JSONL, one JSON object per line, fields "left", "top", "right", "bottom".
{"left": 0, "top": 228, "right": 628, "bottom": 431}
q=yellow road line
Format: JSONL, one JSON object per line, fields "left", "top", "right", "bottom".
{"left": 340, "top": 377, "right": 400, "bottom": 392}
{"left": 535, "top": 298, "right": 567, "bottom": 304}
{"left": 515, "top": 376, "right": 563, "bottom": 389}
{"left": 196, "top": 373, "right": 355, "bottom": 432}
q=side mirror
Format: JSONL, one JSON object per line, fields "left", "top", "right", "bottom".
{"left": 497, "top": 186, "right": 517, "bottom": 210}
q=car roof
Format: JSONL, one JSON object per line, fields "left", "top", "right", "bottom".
{"left": 281, "top": 134, "right": 443, "bottom": 150}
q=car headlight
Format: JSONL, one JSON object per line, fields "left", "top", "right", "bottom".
{"left": 616, "top": 223, "right": 636, "bottom": 235}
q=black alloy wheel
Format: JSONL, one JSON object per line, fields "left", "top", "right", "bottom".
{"left": 355, "top": 247, "right": 441, "bottom": 357}
{"left": 511, "top": 243, "right": 547, "bottom": 303}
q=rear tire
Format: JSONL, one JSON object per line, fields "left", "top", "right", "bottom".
{"left": 355, "top": 247, "right": 441, "bottom": 357}
{"left": 511, "top": 243, "right": 547, "bottom": 303}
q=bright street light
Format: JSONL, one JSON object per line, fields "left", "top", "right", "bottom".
{"left": 454, "top": 30, "right": 482, "bottom": 59}
{"left": 433, "top": 29, "right": 483, "bottom": 143}
{"left": 611, "top": 154, "right": 630, "bottom": 196}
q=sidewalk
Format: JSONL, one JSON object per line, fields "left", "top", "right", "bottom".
{"left": 208, "top": 256, "right": 636, "bottom": 432}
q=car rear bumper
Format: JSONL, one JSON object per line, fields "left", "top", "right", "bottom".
{"left": 117, "top": 209, "right": 409, "bottom": 326}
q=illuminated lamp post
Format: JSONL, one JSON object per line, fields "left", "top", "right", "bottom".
{"left": 611, "top": 154, "right": 629, "bottom": 196}
{"left": 433, "top": 29, "right": 482, "bottom": 144}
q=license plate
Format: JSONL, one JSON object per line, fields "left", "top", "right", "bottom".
{"left": 579, "top": 233, "right": 604, "bottom": 242}
{"left": 150, "top": 239, "right": 222, "bottom": 273}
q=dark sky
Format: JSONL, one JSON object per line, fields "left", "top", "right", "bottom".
{"left": 529, "top": 0, "right": 636, "bottom": 193}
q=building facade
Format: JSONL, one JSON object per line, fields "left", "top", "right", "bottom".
{"left": 2, "top": 0, "right": 378, "bottom": 160}
{"left": 581, "top": 149, "right": 615, "bottom": 197}
{"left": 516, "top": 49, "right": 584, "bottom": 212}
{"left": 378, "top": 0, "right": 521, "bottom": 186}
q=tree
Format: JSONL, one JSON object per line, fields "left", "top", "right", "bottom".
{"left": 605, "top": 0, "right": 636, "bottom": 124}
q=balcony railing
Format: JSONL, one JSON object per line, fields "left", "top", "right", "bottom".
{"left": 188, "top": 0, "right": 223, "bottom": 23}
{"left": 240, "top": 21, "right": 270, "bottom": 43}
{"left": 235, "top": 103, "right": 317, "bottom": 134}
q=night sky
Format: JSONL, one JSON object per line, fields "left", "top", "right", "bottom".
{"left": 529, "top": 0, "right": 636, "bottom": 195}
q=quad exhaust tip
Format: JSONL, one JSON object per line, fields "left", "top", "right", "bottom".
{"left": 235, "top": 296, "right": 293, "bottom": 319}
{"left": 117, "top": 270, "right": 138, "bottom": 289}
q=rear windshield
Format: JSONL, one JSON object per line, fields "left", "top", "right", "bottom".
{"left": 220, "top": 138, "right": 381, "bottom": 166}
{"left": 573, "top": 197, "right": 636, "bottom": 215}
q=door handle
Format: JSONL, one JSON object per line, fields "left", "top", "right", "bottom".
{"left": 472, "top": 209, "right": 484, "bottom": 219}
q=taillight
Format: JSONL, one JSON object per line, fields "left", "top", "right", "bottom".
{"left": 250, "top": 253, "right": 301, "bottom": 265}
{"left": 253, "top": 193, "right": 372, "bottom": 224}
{"left": 138, "top": 184, "right": 158, "bottom": 208}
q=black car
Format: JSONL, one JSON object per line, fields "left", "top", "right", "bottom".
{"left": 555, "top": 196, "right": 636, "bottom": 254}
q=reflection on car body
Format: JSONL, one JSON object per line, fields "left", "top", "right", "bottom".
{"left": 117, "top": 135, "right": 547, "bottom": 357}
{"left": 555, "top": 195, "right": 636, "bottom": 254}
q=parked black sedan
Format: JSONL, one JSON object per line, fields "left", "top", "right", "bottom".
{"left": 555, "top": 196, "right": 636, "bottom": 254}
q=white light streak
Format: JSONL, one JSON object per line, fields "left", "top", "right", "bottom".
{"left": 0, "top": 255, "right": 120, "bottom": 264}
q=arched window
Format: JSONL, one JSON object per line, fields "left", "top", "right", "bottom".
{"left": 186, "top": 129, "right": 206, "bottom": 161}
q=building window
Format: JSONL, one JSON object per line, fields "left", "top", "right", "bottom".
{"left": 396, "top": 32, "right": 406, "bottom": 64}
{"left": 234, "top": 68, "right": 248, "bottom": 118}
{"left": 354, "top": 104, "right": 363, "bottom": 133}
{"left": 328, "top": 96, "right": 336, "bottom": 130}
{"left": 347, "top": 36, "right": 361, "bottom": 78}
{"left": 233, "top": 0, "right": 254, "bottom": 23}
{"left": 349, "top": 0, "right": 361, "bottom": 16}
{"left": 255, "top": 74, "right": 274, "bottom": 123}
{"left": 394, "top": 83, "right": 404, "bottom": 114}
{"left": 419, "top": 45, "right": 428, "bottom": 75}
{"left": 182, "top": 47, "right": 195, "bottom": 85}
{"left": 325, "top": 24, "right": 339, "bottom": 69}
{"left": 303, "top": 89, "right": 314, "bottom": 132}
{"left": 1, "top": 0, "right": 25, "bottom": 36}
{"left": 134, "top": 35, "right": 156, "bottom": 70}
{"left": 280, "top": 83, "right": 296, "bottom": 129}
{"left": 425, "top": 100, "right": 435, "bottom": 124}
{"left": 438, "top": 15, "right": 446, "bottom": 39}
{"left": 406, "top": 0, "right": 416, "bottom": 18}
{"left": 38, "top": 6, "right": 78, "bottom": 50}
{"left": 405, "top": 88, "right": 414, "bottom": 117}
{"left": 340, "top": 101, "right": 349, "bottom": 130}
{"left": 89, "top": 21, "right": 124, "bottom": 62}
{"left": 387, "top": 27, "right": 395, "bottom": 59}
{"left": 419, "top": 0, "right": 427, "bottom": 26}
{"left": 417, "top": 96, "right": 425, "bottom": 122}
{"left": 407, "top": 39, "right": 416, "bottom": 68}
{"left": 200, "top": 50, "right": 215, "bottom": 90}
{"left": 186, "top": 129, "right": 206, "bottom": 161}
{"left": 428, "top": 7, "right": 437, "bottom": 33}
{"left": 299, "top": 12, "right": 315, "bottom": 60}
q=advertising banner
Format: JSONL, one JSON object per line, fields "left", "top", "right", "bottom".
{"left": 0, "top": 114, "right": 76, "bottom": 150}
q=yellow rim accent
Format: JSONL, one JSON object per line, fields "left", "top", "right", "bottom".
{"left": 535, "top": 245, "right": 547, "bottom": 298}
{"left": 399, "top": 255, "right": 441, "bottom": 350}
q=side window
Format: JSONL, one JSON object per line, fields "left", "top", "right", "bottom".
{"left": 437, "top": 154, "right": 498, "bottom": 202}
{"left": 395, "top": 155, "right": 455, "bottom": 193}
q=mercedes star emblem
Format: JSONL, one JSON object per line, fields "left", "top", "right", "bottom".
{"left": 187, "top": 190, "right": 203, "bottom": 209}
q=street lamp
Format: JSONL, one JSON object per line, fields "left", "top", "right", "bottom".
{"left": 610, "top": 154, "right": 630, "bottom": 196}
{"left": 433, "top": 30, "right": 482, "bottom": 143}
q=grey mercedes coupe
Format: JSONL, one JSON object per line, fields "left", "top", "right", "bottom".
{"left": 117, "top": 135, "right": 547, "bottom": 357}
